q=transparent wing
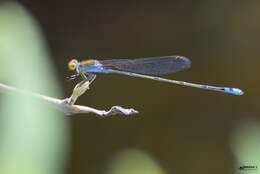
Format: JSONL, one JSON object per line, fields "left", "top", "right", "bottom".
{"left": 99, "top": 56, "right": 191, "bottom": 75}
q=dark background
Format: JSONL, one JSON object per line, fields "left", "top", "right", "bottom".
{"left": 17, "top": 0, "right": 260, "bottom": 173}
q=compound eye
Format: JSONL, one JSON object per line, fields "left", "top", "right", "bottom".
{"left": 68, "top": 59, "right": 78, "bottom": 71}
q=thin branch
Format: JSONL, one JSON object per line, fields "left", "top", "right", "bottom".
{"left": 0, "top": 82, "right": 138, "bottom": 116}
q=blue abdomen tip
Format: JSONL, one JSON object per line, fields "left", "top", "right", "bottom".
{"left": 224, "top": 87, "right": 244, "bottom": 95}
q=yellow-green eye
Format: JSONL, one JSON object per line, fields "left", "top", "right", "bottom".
{"left": 68, "top": 59, "right": 78, "bottom": 71}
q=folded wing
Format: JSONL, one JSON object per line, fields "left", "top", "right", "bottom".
{"left": 99, "top": 56, "right": 191, "bottom": 75}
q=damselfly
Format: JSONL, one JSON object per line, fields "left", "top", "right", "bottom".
{"left": 67, "top": 56, "right": 243, "bottom": 95}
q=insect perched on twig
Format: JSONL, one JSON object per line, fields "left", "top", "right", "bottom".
{"left": 67, "top": 56, "right": 244, "bottom": 95}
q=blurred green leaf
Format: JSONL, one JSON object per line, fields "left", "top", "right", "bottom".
{"left": 106, "top": 148, "right": 167, "bottom": 174}
{"left": 231, "top": 120, "right": 260, "bottom": 174}
{"left": 0, "top": 2, "right": 68, "bottom": 174}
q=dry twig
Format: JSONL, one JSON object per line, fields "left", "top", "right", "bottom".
{"left": 0, "top": 81, "right": 138, "bottom": 116}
